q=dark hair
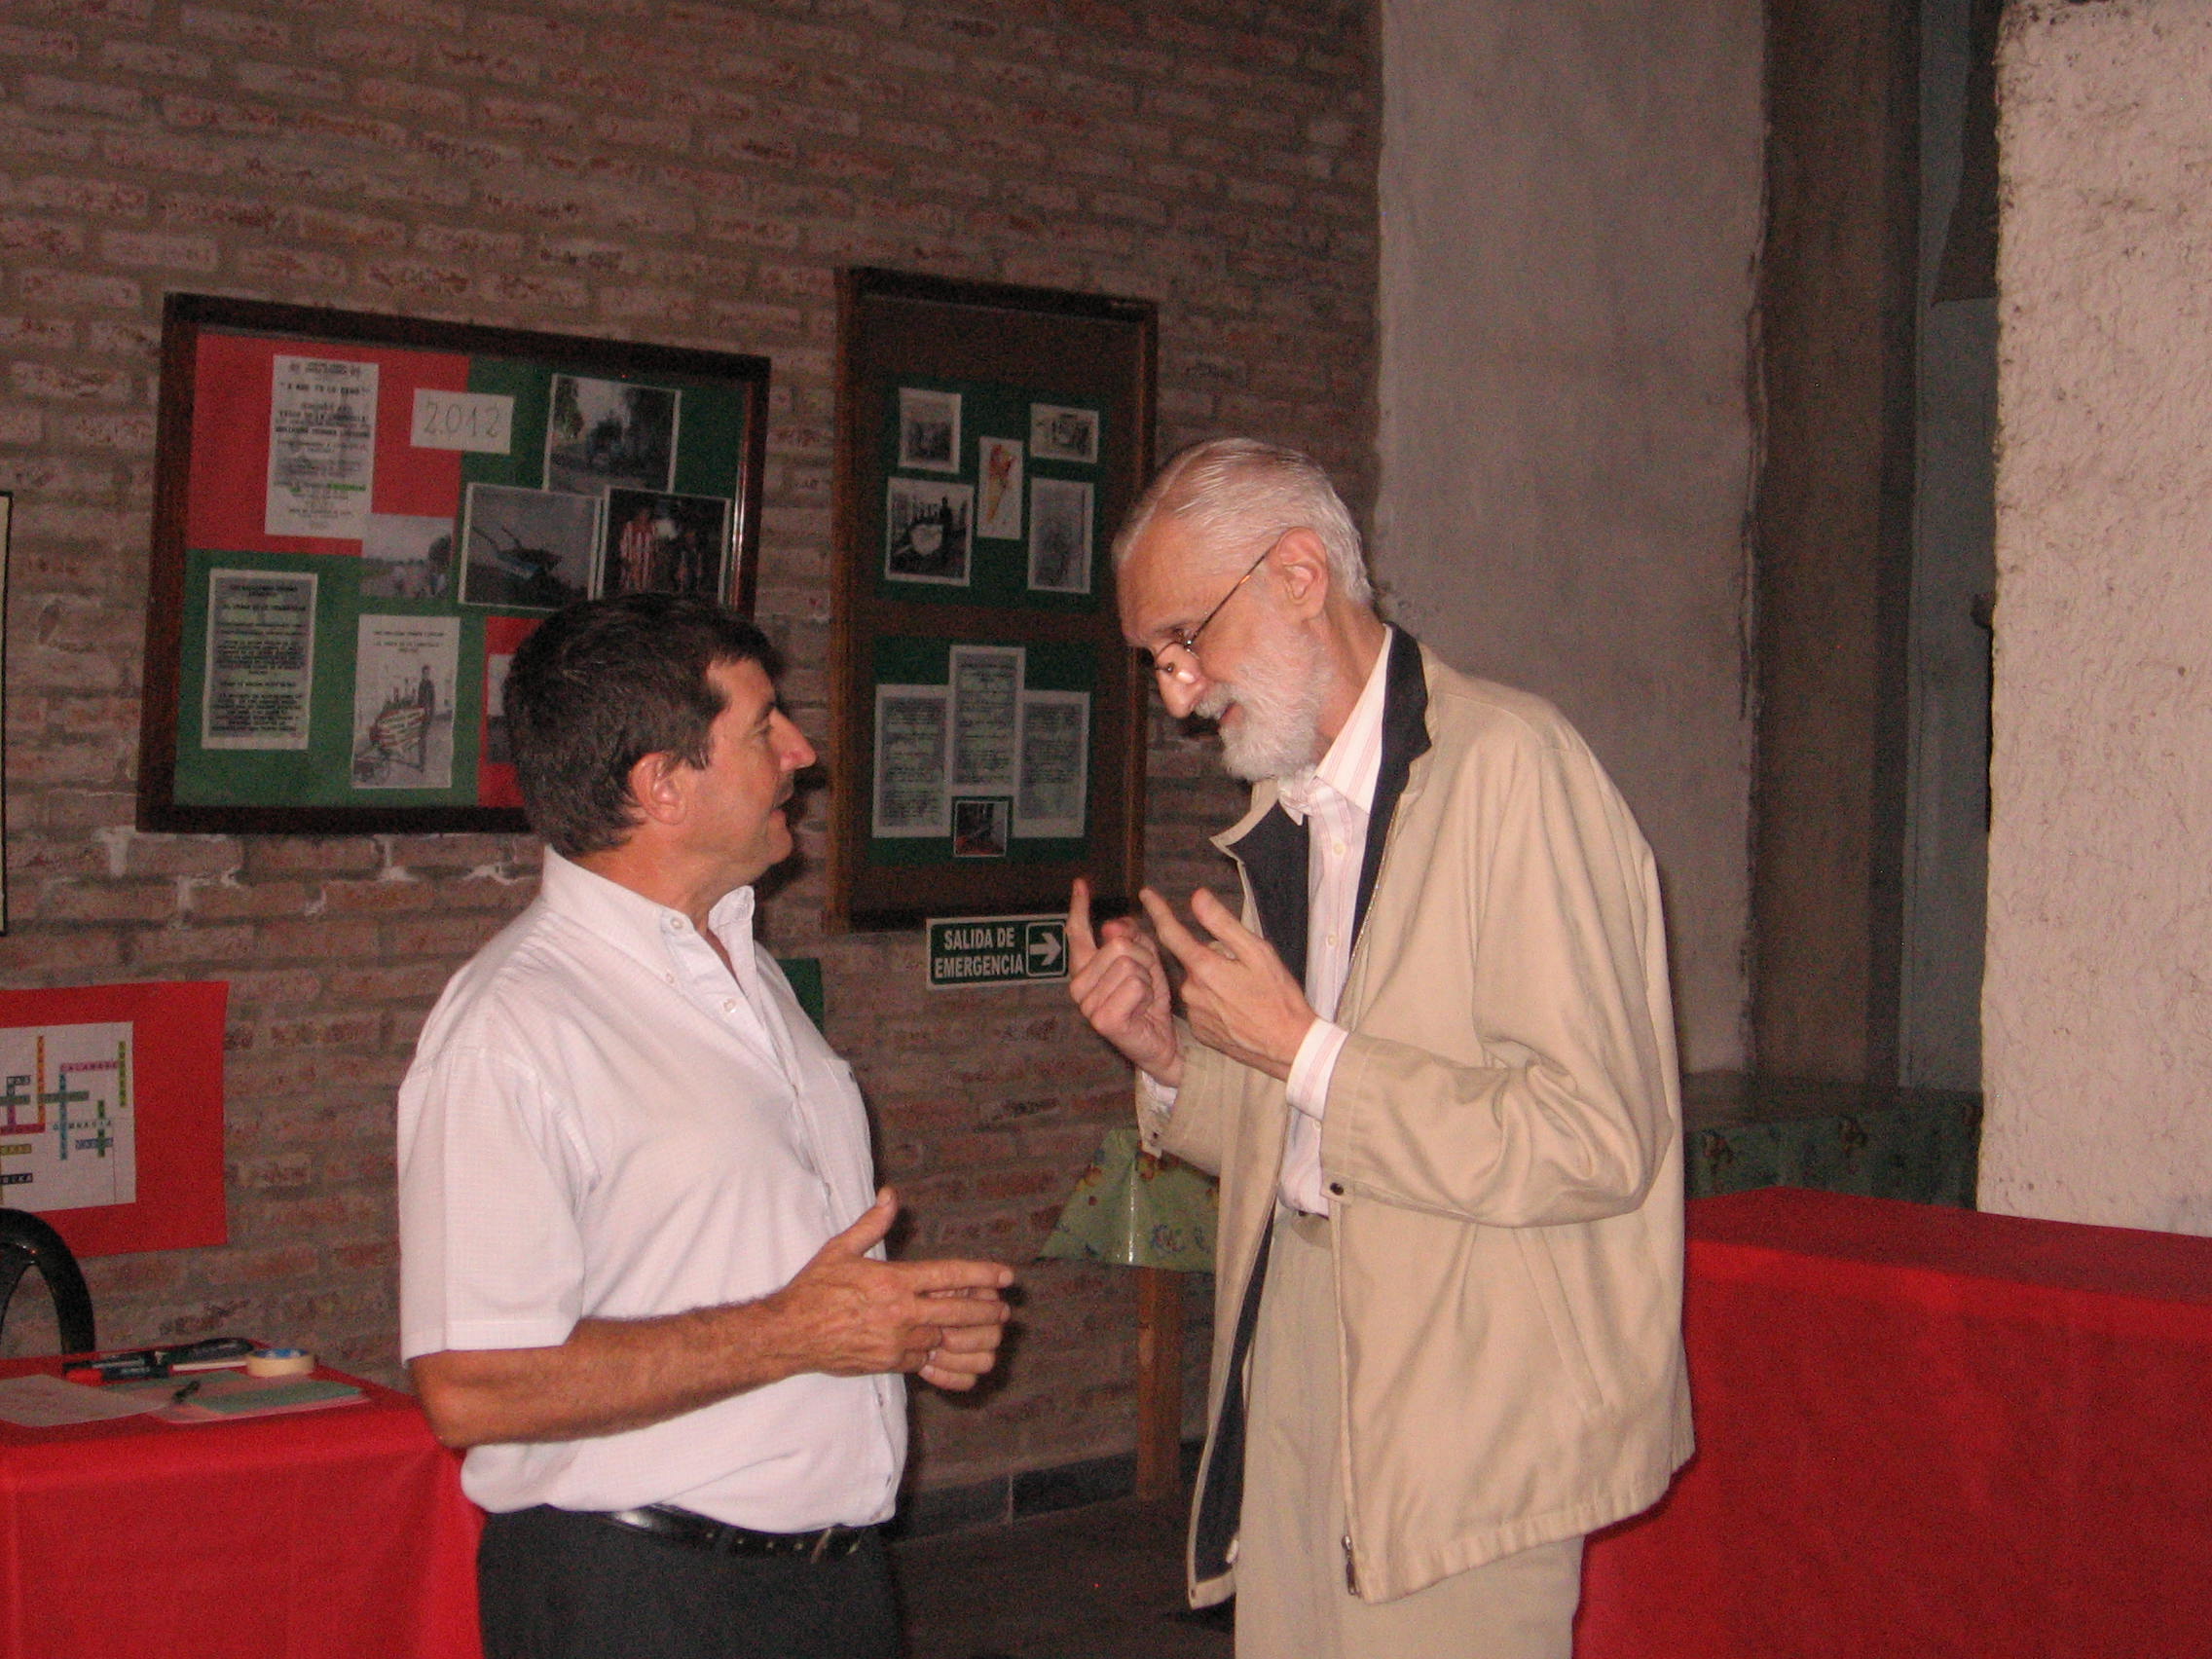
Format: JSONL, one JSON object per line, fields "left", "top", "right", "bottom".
{"left": 503, "top": 593, "right": 779, "bottom": 857}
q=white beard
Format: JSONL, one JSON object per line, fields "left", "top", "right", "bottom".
{"left": 1196, "top": 629, "right": 1327, "bottom": 782}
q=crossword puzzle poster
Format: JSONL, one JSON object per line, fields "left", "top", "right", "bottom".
{"left": 0, "top": 980, "right": 227, "bottom": 1257}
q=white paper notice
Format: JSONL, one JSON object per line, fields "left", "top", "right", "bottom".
{"left": 949, "top": 645, "right": 1022, "bottom": 793}
{"left": 266, "top": 355, "right": 378, "bottom": 539}
{"left": 202, "top": 570, "right": 317, "bottom": 751}
{"left": 410, "top": 387, "right": 515, "bottom": 455}
{"left": 349, "top": 615, "right": 461, "bottom": 791}
{"left": 1015, "top": 690, "right": 1088, "bottom": 838}
{"left": 873, "top": 684, "right": 950, "bottom": 838}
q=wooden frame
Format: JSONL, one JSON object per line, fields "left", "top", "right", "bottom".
{"left": 1, "top": 490, "right": 10, "bottom": 933}
{"left": 830, "top": 269, "right": 1156, "bottom": 931}
{"left": 138, "top": 292, "right": 770, "bottom": 835}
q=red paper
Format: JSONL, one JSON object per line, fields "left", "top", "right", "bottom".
{"left": 185, "top": 332, "right": 470, "bottom": 556}
{"left": 475, "top": 612, "right": 541, "bottom": 809}
{"left": 0, "top": 980, "right": 228, "bottom": 1256}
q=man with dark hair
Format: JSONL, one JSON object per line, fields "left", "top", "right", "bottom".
{"left": 398, "top": 592, "right": 1014, "bottom": 1659}
{"left": 1068, "top": 440, "right": 1689, "bottom": 1658}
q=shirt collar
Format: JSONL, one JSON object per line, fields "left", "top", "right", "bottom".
{"left": 1277, "top": 627, "right": 1392, "bottom": 821}
{"left": 537, "top": 846, "right": 757, "bottom": 971}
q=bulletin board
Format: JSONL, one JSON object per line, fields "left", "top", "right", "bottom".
{"left": 830, "top": 269, "right": 1156, "bottom": 930}
{"left": 137, "top": 293, "right": 770, "bottom": 834}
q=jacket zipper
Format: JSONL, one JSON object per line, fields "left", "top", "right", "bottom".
{"left": 1343, "top": 1531, "right": 1359, "bottom": 1596}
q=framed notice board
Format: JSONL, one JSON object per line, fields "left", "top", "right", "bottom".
{"left": 830, "top": 269, "right": 1156, "bottom": 930}
{"left": 137, "top": 292, "right": 769, "bottom": 834}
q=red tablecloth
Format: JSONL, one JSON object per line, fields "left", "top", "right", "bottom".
{"left": 1577, "top": 1188, "right": 2212, "bottom": 1658}
{"left": 0, "top": 1358, "right": 483, "bottom": 1658}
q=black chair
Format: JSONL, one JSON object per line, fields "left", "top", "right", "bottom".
{"left": 0, "top": 1209, "right": 96, "bottom": 1356}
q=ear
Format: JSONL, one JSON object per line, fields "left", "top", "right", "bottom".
{"left": 1271, "top": 527, "right": 1332, "bottom": 619}
{"left": 624, "top": 749, "right": 693, "bottom": 829}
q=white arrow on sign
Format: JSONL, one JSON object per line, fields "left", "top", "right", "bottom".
{"left": 1026, "top": 925, "right": 1065, "bottom": 973}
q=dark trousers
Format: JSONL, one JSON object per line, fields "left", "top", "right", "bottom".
{"left": 478, "top": 1506, "right": 899, "bottom": 1659}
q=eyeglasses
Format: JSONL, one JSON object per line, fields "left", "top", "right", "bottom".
{"left": 1147, "top": 540, "right": 1275, "bottom": 684}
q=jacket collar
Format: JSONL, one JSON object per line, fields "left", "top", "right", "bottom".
{"left": 1212, "top": 629, "right": 1431, "bottom": 970}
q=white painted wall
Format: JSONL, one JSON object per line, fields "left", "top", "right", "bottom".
{"left": 1374, "top": 0, "right": 1765, "bottom": 1073}
{"left": 1980, "top": 0, "right": 2212, "bottom": 1234}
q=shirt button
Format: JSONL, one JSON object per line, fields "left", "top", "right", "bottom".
{"left": 663, "top": 972, "right": 676, "bottom": 984}
{"left": 722, "top": 999, "right": 737, "bottom": 1014}
{"left": 1326, "top": 932, "right": 1338, "bottom": 948}
{"left": 1331, "top": 839, "right": 1346, "bottom": 855}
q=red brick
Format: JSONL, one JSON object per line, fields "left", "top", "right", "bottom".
{"left": 21, "top": 75, "right": 146, "bottom": 120}
{"left": 178, "top": 5, "right": 291, "bottom": 53}
{"left": 98, "top": 229, "right": 221, "bottom": 271}
{"left": 0, "top": 216, "right": 87, "bottom": 258}
{"left": 0, "top": 26, "right": 82, "bottom": 65}
{"left": 99, "top": 40, "right": 214, "bottom": 79}
{"left": 234, "top": 59, "right": 346, "bottom": 102}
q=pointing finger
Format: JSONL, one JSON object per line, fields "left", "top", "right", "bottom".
{"left": 1138, "top": 888, "right": 1210, "bottom": 971}
{"left": 1189, "top": 887, "right": 1265, "bottom": 953}
{"left": 1068, "top": 877, "right": 1098, "bottom": 969}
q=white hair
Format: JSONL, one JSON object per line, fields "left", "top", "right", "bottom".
{"left": 1112, "top": 437, "right": 1374, "bottom": 606}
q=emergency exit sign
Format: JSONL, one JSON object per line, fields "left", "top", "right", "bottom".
{"left": 926, "top": 915, "right": 1069, "bottom": 988}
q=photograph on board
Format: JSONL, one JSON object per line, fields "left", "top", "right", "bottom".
{"left": 359, "top": 512, "right": 455, "bottom": 601}
{"left": 1027, "top": 476, "right": 1092, "bottom": 594}
{"left": 898, "top": 387, "right": 962, "bottom": 473}
{"left": 544, "top": 374, "right": 679, "bottom": 496}
{"left": 459, "top": 483, "right": 600, "bottom": 611}
{"left": 600, "top": 489, "right": 732, "bottom": 601}
{"left": 885, "top": 477, "right": 975, "bottom": 586}
{"left": 952, "top": 796, "right": 1011, "bottom": 858}
{"left": 1028, "top": 402, "right": 1099, "bottom": 464}
{"left": 977, "top": 436, "right": 1023, "bottom": 538}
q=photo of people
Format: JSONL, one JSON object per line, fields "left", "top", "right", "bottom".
{"left": 458, "top": 483, "right": 600, "bottom": 611}
{"left": 1029, "top": 402, "right": 1099, "bottom": 464}
{"left": 359, "top": 513, "right": 455, "bottom": 601}
{"left": 898, "top": 387, "right": 961, "bottom": 473}
{"left": 598, "top": 489, "right": 732, "bottom": 601}
{"left": 885, "top": 477, "right": 975, "bottom": 585}
{"left": 543, "top": 374, "right": 679, "bottom": 495}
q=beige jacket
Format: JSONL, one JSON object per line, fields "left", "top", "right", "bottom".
{"left": 1149, "top": 646, "right": 1692, "bottom": 1605}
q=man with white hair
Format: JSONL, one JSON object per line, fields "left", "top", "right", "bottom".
{"left": 1068, "top": 439, "right": 1691, "bottom": 1657}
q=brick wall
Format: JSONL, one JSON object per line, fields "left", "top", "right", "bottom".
{"left": 0, "top": 0, "right": 1378, "bottom": 1492}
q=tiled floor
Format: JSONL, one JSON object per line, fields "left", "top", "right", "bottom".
{"left": 894, "top": 1491, "right": 1233, "bottom": 1659}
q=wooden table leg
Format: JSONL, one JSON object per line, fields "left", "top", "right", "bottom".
{"left": 1134, "top": 1265, "right": 1185, "bottom": 1499}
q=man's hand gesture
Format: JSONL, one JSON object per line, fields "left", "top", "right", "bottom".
{"left": 1140, "top": 887, "right": 1315, "bottom": 1083}
{"left": 1067, "top": 877, "right": 1183, "bottom": 1088}
{"left": 770, "top": 1189, "right": 1013, "bottom": 1392}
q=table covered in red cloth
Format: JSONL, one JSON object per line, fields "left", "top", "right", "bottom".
{"left": 1576, "top": 1187, "right": 2212, "bottom": 1658}
{"left": 0, "top": 1356, "right": 483, "bottom": 1658}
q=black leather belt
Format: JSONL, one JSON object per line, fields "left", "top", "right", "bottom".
{"left": 594, "top": 1503, "right": 873, "bottom": 1561}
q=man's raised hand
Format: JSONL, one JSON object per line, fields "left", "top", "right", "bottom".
{"left": 1140, "top": 887, "right": 1316, "bottom": 1083}
{"left": 766, "top": 1189, "right": 1013, "bottom": 1391}
{"left": 1068, "top": 877, "right": 1183, "bottom": 1087}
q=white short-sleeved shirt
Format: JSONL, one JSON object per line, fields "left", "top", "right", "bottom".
{"left": 397, "top": 849, "right": 903, "bottom": 1530}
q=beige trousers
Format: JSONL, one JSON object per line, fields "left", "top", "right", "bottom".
{"left": 1234, "top": 1211, "right": 1583, "bottom": 1659}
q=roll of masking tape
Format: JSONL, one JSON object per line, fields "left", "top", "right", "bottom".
{"left": 246, "top": 1347, "right": 315, "bottom": 1378}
